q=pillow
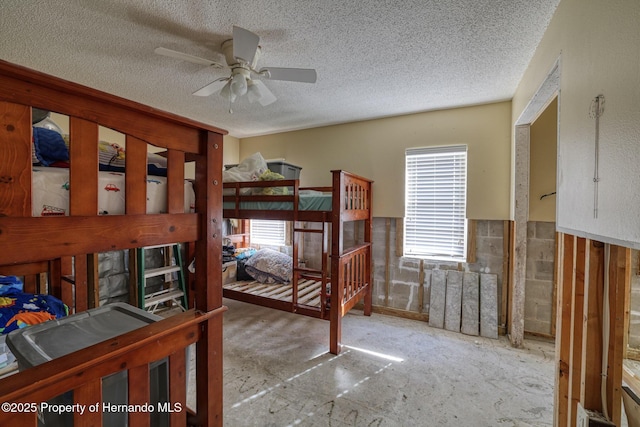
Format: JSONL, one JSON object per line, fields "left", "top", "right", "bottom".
{"left": 98, "top": 141, "right": 168, "bottom": 176}
{"left": 244, "top": 248, "right": 292, "bottom": 284}
{"left": 32, "top": 127, "right": 69, "bottom": 166}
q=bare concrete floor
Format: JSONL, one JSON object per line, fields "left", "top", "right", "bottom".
{"left": 221, "top": 298, "right": 555, "bottom": 427}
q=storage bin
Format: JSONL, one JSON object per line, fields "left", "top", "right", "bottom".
{"left": 6, "top": 303, "right": 169, "bottom": 427}
{"left": 225, "top": 160, "right": 302, "bottom": 180}
{"left": 0, "top": 334, "right": 16, "bottom": 376}
{"left": 222, "top": 260, "right": 238, "bottom": 285}
{"left": 265, "top": 160, "right": 302, "bottom": 180}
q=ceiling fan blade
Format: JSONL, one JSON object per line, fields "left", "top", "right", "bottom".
{"left": 259, "top": 67, "right": 317, "bottom": 83}
{"left": 192, "top": 78, "right": 229, "bottom": 97}
{"left": 232, "top": 26, "right": 260, "bottom": 64}
{"left": 248, "top": 80, "right": 277, "bottom": 106}
{"left": 155, "top": 47, "right": 223, "bottom": 68}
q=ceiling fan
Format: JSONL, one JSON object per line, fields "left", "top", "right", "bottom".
{"left": 155, "top": 26, "right": 317, "bottom": 108}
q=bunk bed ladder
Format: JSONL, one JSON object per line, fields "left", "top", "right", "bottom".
{"left": 293, "top": 222, "right": 330, "bottom": 316}
{"left": 136, "top": 243, "right": 188, "bottom": 314}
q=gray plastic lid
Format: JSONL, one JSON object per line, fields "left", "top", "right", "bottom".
{"left": 6, "top": 302, "right": 161, "bottom": 369}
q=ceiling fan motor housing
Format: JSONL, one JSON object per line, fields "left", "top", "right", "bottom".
{"left": 221, "top": 39, "right": 261, "bottom": 70}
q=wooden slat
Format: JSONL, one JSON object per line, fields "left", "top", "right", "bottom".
{"left": 75, "top": 255, "right": 89, "bottom": 312}
{"left": 0, "top": 214, "right": 198, "bottom": 264}
{"left": 554, "top": 233, "right": 573, "bottom": 427}
{"left": 74, "top": 378, "right": 102, "bottom": 427}
{"left": 568, "top": 237, "right": 586, "bottom": 427}
{"left": 69, "top": 117, "right": 98, "bottom": 216}
{"left": 583, "top": 241, "right": 604, "bottom": 410}
{"left": 49, "top": 258, "right": 62, "bottom": 301}
{"left": 128, "top": 364, "right": 151, "bottom": 427}
{"left": 66, "top": 117, "right": 99, "bottom": 313}
{"left": 0, "top": 261, "right": 48, "bottom": 276}
{"left": 167, "top": 149, "right": 186, "bottom": 214}
{"left": 169, "top": 348, "right": 187, "bottom": 427}
{"left": 0, "top": 101, "right": 31, "bottom": 218}
{"left": 607, "top": 245, "right": 629, "bottom": 425}
{"left": 125, "top": 135, "right": 148, "bottom": 215}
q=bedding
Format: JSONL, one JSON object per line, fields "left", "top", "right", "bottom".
{"left": 244, "top": 248, "right": 293, "bottom": 284}
{"left": 31, "top": 126, "right": 169, "bottom": 176}
{"left": 32, "top": 167, "right": 195, "bottom": 216}
{"left": 223, "top": 152, "right": 293, "bottom": 195}
{"left": 0, "top": 276, "right": 68, "bottom": 335}
{"left": 223, "top": 189, "right": 332, "bottom": 212}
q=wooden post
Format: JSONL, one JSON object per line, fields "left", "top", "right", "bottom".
{"left": 606, "top": 245, "right": 630, "bottom": 425}
{"left": 554, "top": 233, "right": 573, "bottom": 427}
{"left": 568, "top": 237, "right": 587, "bottom": 427}
{"left": 582, "top": 241, "right": 603, "bottom": 411}
{"left": 384, "top": 218, "right": 391, "bottom": 306}
{"left": 192, "top": 131, "right": 223, "bottom": 425}
{"left": 69, "top": 117, "right": 99, "bottom": 309}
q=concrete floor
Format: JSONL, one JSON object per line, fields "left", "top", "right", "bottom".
{"left": 221, "top": 298, "right": 555, "bottom": 427}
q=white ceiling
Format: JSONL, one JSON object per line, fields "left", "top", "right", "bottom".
{"left": 0, "top": 0, "right": 560, "bottom": 138}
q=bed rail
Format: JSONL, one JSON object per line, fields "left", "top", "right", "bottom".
{"left": 0, "top": 307, "right": 226, "bottom": 427}
{"left": 336, "top": 243, "right": 372, "bottom": 316}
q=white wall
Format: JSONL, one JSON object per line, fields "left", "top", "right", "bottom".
{"left": 513, "top": 0, "right": 640, "bottom": 248}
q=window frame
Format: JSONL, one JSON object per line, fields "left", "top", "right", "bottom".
{"left": 249, "top": 219, "right": 288, "bottom": 246}
{"left": 404, "top": 145, "right": 468, "bottom": 261}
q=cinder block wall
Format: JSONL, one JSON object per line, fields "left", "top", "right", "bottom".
{"left": 302, "top": 218, "right": 558, "bottom": 337}
{"left": 303, "top": 218, "right": 508, "bottom": 327}
{"left": 525, "top": 221, "right": 557, "bottom": 336}
{"left": 369, "top": 219, "right": 506, "bottom": 316}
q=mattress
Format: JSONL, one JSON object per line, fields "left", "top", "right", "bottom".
{"left": 223, "top": 192, "right": 332, "bottom": 212}
{"left": 32, "top": 167, "right": 195, "bottom": 217}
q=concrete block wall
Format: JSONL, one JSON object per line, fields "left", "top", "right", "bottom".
{"left": 628, "top": 250, "right": 640, "bottom": 349}
{"left": 524, "top": 221, "right": 556, "bottom": 336}
{"left": 369, "top": 219, "right": 506, "bottom": 316}
{"left": 301, "top": 218, "right": 560, "bottom": 338}
{"left": 301, "top": 218, "right": 507, "bottom": 324}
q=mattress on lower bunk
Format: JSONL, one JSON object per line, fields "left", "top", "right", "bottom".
{"left": 32, "top": 167, "right": 195, "bottom": 217}
{"left": 223, "top": 191, "right": 332, "bottom": 211}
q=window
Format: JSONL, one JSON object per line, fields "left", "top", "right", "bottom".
{"left": 250, "top": 220, "right": 287, "bottom": 246}
{"left": 404, "top": 145, "right": 467, "bottom": 261}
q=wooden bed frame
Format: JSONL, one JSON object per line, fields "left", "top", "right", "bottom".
{"left": 0, "top": 60, "right": 225, "bottom": 426}
{"left": 223, "top": 171, "right": 373, "bottom": 354}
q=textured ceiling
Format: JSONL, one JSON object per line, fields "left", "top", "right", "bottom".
{"left": 0, "top": 0, "right": 560, "bottom": 138}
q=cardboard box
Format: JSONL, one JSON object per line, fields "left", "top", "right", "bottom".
{"left": 222, "top": 260, "right": 237, "bottom": 285}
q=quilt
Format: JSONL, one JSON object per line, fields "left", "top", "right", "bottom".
{"left": 0, "top": 276, "right": 69, "bottom": 335}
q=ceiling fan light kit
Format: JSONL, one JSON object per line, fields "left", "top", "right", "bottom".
{"left": 156, "top": 26, "right": 317, "bottom": 110}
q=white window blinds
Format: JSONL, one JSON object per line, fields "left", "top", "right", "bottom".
{"left": 404, "top": 145, "right": 467, "bottom": 260}
{"left": 250, "top": 220, "right": 287, "bottom": 246}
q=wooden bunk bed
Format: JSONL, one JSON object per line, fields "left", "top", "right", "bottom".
{"left": 0, "top": 60, "right": 225, "bottom": 426}
{"left": 223, "top": 171, "right": 373, "bottom": 354}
